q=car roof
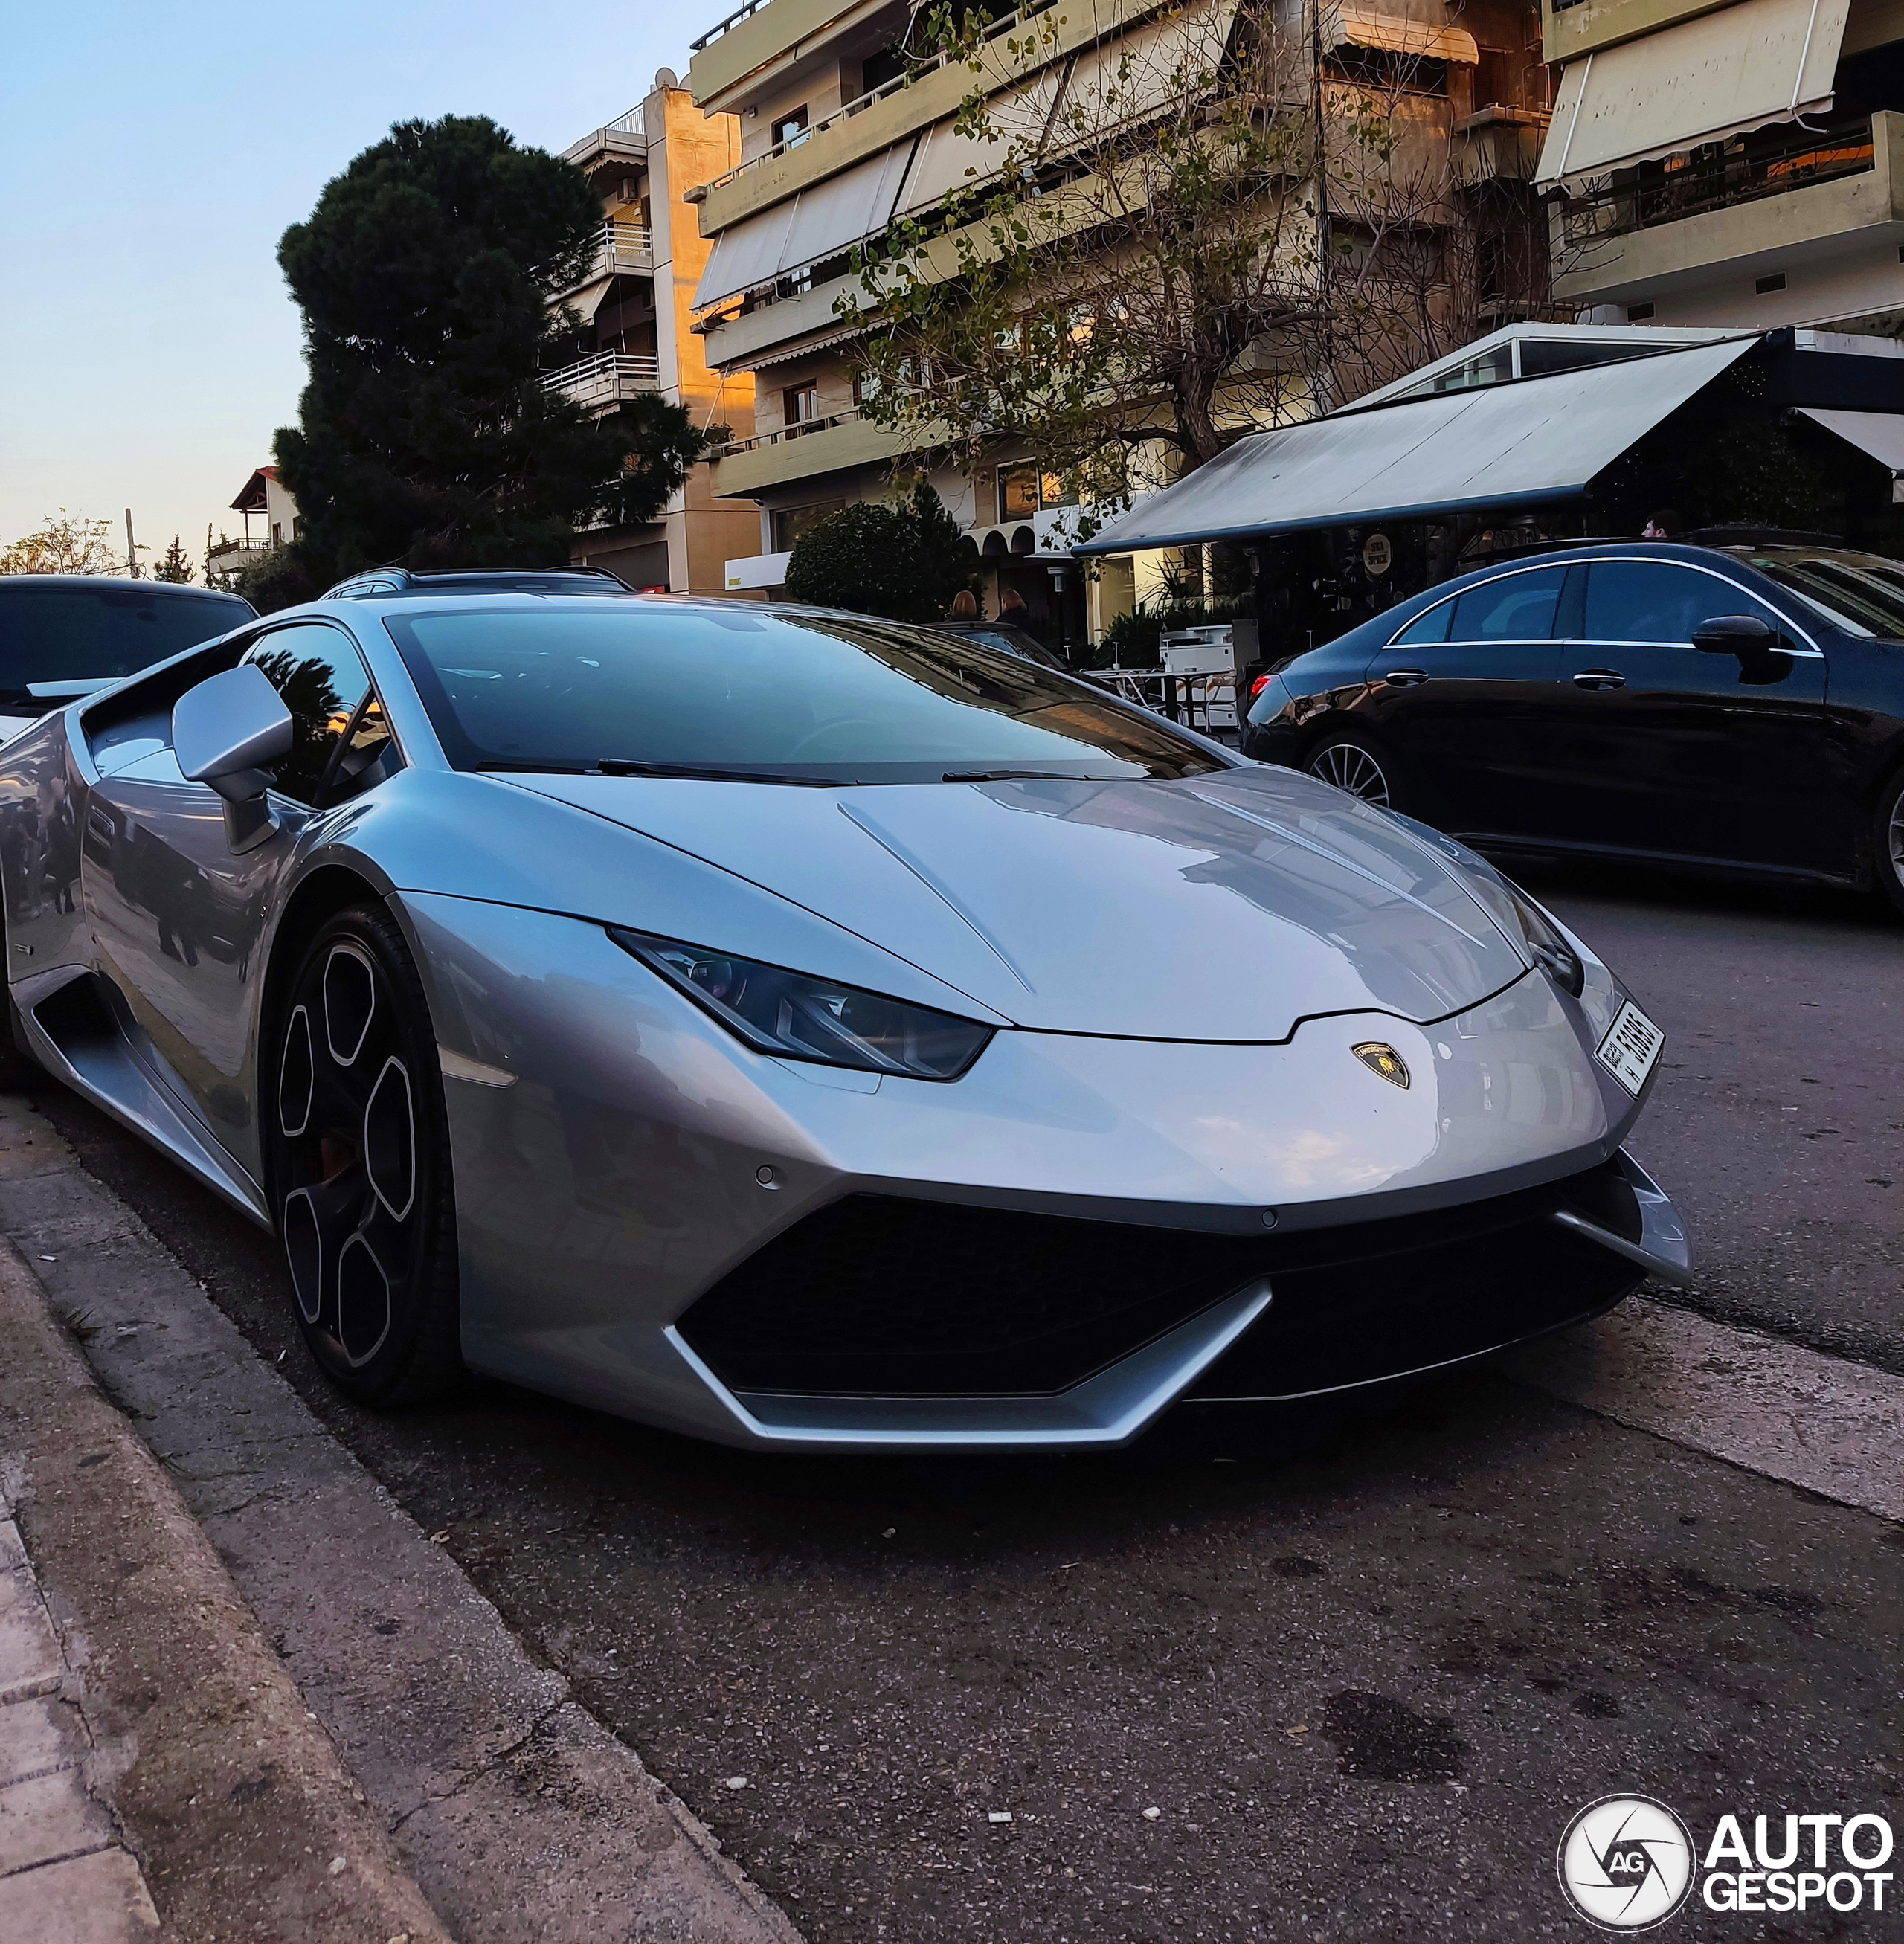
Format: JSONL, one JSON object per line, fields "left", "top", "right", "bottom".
{"left": 0, "top": 576, "right": 251, "bottom": 602}
{"left": 321, "top": 566, "right": 632, "bottom": 598}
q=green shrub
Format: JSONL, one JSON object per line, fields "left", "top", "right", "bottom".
{"left": 784, "top": 483, "right": 976, "bottom": 621}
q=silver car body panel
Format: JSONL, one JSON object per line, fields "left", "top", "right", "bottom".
{"left": 0, "top": 594, "right": 1687, "bottom": 1450}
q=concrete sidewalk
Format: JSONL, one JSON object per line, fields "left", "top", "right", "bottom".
{"left": 1, "top": 1481, "right": 160, "bottom": 1944}
{"left": 0, "top": 1226, "right": 450, "bottom": 1943}
{"left": 0, "top": 1095, "right": 801, "bottom": 1944}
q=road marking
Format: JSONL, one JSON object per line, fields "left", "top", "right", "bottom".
{"left": 1502, "top": 1296, "right": 1904, "bottom": 1522}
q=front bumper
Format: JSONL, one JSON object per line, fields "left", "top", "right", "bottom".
{"left": 407, "top": 895, "right": 1682, "bottom": 1452}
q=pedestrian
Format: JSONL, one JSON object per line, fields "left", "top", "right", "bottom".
{"left": 1641, "top": 509, "right": 1682, "bottom": 539}
{"left": 948, "top": 588, "right": 978, "bottom": 618}
{"left": 998, "top": 586, "right": 1037, "bottom": 634}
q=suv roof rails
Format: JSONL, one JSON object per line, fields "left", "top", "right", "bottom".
{"left": 1681, "top": 527, "right": 1845, "bottom": 549}
{"left": 321, "top": 565, "right": 634, "bottom": 599}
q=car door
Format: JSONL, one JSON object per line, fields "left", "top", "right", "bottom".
{"left": 81, "top": 619, "right": 392, "bottom": 1173}
{"left": 1548, "top": 560, "right": 1830, "bottom": 870}
{"left": 1360, "top": 563, "right": 1573, "bottom": 836}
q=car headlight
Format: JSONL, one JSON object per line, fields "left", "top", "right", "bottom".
{"left": 609, "top": 930, "right": 994, "bottom": 1080}
{"left": 1505, "top": 886, "right": 1584, "bottom": 997}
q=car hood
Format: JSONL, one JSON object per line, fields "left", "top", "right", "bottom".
{"left": 503, "top": 764, "right": 1532, "bottom": 1039}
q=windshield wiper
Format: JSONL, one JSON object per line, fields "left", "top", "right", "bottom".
{"left": 942, "top": 768, "right": 1099, "bottom": 782}
{"left": 594, "top": 758, "right": 843, "bottom": 786}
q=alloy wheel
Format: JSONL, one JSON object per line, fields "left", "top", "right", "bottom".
{"left": 1308, "top": 741, "right": 1390, "bottom": 806}
{"left": 277, "top": 938, "right": 422, "bottom": 1374}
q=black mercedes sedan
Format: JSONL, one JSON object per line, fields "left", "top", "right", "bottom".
{"left": 1241, "top": 540, "right": 1904, "bottom": 914}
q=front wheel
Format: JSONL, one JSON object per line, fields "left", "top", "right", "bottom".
{"left": 268, "top": 904, "right": 462, "bottom": 1403}
{"left": 1305, "top": 734, "right": 1399, "bottom": 811}
{"left": 1875, "top": 769, "right": 1904, "bottom": 919}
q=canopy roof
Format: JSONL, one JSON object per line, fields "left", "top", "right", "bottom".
{"left": 1798, "top": 405, "right": 1904, "bottom": 472}
{"left": 1075, "top": 333, "right": 1761, "bottom": 555}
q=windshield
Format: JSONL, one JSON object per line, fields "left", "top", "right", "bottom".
{"left": 384, "top": 605, "right": 1222, "bottom": 784}
{"left": 1747, "top": 554, "right": 1904, "bottom": 639}
{"left": 934, "top": 622, "right": 1068, "bottom": 670}
{"left": 0, "top": 585, "right": 251, "bottom": 707}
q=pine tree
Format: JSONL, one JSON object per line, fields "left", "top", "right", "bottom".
{"left": 152, "top": 535, "right": 195, "bottom": 583}
{"left": 272, "top": 115, "right": 705, "bottom": 587}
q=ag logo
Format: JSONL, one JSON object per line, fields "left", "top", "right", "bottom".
{"left": 1557, "top": 1795, "right": 1696, "bottom": 1930}
{"left": 1351, "top": 1041, "right": 1409, "bottom": 1089}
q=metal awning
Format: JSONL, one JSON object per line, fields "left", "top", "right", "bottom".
{"left": 1798, "top": 405, "right": 1904, "bottom": 470}
{"left": 1537, "top": 0, "right": 1851, "bottom": 193}
{"left": 1057, "top": 0, "right": 1244, "bottom": 135}
{"left": 1075, "top": 335, "right": 1760, "bottom": 554}
{"left": 693, "top": 142, "right": 915, "bottom": 309}
{"left": 897, "top": 70, "right": 1064, "bottom": 216}
{"left": 1327, "top": 4, "right": 1478, "bottom": 65}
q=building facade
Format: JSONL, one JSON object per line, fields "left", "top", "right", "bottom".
{"left": 1537, "top": 0, "right": 1904, "bottom": 327}
{"left": 207, "top": 466, "right": 300, "bottom": 584}
{"left": 681, "top": 0, "right": 1551, "bottom": 640}
{"left": 548, "top": 77, "right": 759, "bottom": 594}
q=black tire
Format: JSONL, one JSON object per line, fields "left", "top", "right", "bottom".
{"left": 268, "top": 904, "right": 462, "bottom": 1403}
{"left": 1305, "top": 733, "right": 1400, "bottom": 811}
{"left": 1876, "top": 768, "right": 1904, "bottom": 920}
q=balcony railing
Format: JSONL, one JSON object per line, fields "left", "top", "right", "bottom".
{"left": 561, "top": 107, "right": 646, "bottom": 164}
{"left": 547, "top": 222, "right": 654, "bottom": 295}
{"left": 687, "top": 0, "right": 1062, "bottom": 201}
{"left": 206, "top": 538, "right": 273, "bottom": 568}
{"left": 710, "top": 408, "right": 861, "bottom": 457}
{"left": 1560, "top": 115, "right": 1877, "bottom": 243}
{"left": 690, "top": 0, "right": 771, "bottom": 51}
{"left": 542, "top": 351, "right": 663, "bottom": 411}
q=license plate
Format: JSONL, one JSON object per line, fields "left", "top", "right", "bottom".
{"left": 1596, "top": 1000, "right": 1664, "bottom": 1095}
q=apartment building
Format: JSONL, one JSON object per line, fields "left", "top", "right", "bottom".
{"left": 546, "top": 76, "right": 758, "bottom": 593}
{"left": 681, "top": 0, "right": 1551, "bottom": 637}
{"left": 1538, "top": 0, "right": 1904, "bottom": 326}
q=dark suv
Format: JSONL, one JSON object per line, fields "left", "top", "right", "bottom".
{"left": 1242, "top": 540, "right": 1904, "bottom": 913}
{"left": 0, "top": 577, "right": 254, "bottom": 742}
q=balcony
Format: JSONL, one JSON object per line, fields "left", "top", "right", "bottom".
{"left": 547, "top": 222, "right": 654, "bottom": 298}
{"left": 542, "top": 351, "right": 664, "bottom": 412}
{"left": 687, "top": 0, "right": 881, "bottom": 111}
{"left": 709, "top": 408, "right": 921, "bottom": 494}
{"left": 1540, "top": 0, "right": 1734, "bottom": 65}
{"left": 562, "top": 107, "right": 647, "bottom": 167}
{"left": 1553, "top": 110, "right": 1904, "bottom": 303}
{"left": 206, "top": 538, "right": 273, "bottom": 576}
{"left": 688, "top": 0, "right": 1133, "bottom": 237}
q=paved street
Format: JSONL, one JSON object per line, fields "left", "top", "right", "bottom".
{"left": 18, "top": 862, "right": 1904, "bottom": 1943}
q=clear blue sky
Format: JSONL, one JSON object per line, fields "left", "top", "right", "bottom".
{"left": 0, "top": 0, "right": 705, "bottom": 570}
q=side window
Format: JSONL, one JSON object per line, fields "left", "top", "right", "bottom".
{"left": 1447, "top": 566, "right": 1566, "bottom": 643}
{"left": 1390, "top": 598, "right": 1453, "bottom": 646}
{"left": 1585, "top": 562, "right": 1784, "bottom": 646}
{"left": 242, "top": 624, "right": 376, "bottom": 805}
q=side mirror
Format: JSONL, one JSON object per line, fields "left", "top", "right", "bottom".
{"left": 173, "top": 665, "right": 293, "bottom": 853}
{"left": 1692, "top": 614, "right": 1776, "bottom": 655}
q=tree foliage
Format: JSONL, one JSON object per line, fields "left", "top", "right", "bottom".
{"left": 274, "top": 115, "right": 705, "bottom": 582}
{"left": 0, "top": 510, "right": 120, "bottom": 576}
{"left": 784, "top": 483, "right": 977, "bottom": 619}
{"left": 843, "top": 0, "right": 1551, "bottom": 512}
{"left": 152, "top": 535, "right": 195, "bottom": 583}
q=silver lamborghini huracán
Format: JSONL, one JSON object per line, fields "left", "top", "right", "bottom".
{"left": 0, "top": 590, "right": 1688, "bottom": 1449}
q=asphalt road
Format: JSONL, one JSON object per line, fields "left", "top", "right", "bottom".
{"left": 1520, "top": 861, "right": 1904, "bottom": 1373}
{"left": 30, "top": 860, "right": 1904, "bottom": 1943}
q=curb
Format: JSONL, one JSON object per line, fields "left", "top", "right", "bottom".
{"left": 0, "top": 1092, "right": 803, "bottom": 1944}
{"left": 0, "top": 1231, "right": 451, "bottom": 1944}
